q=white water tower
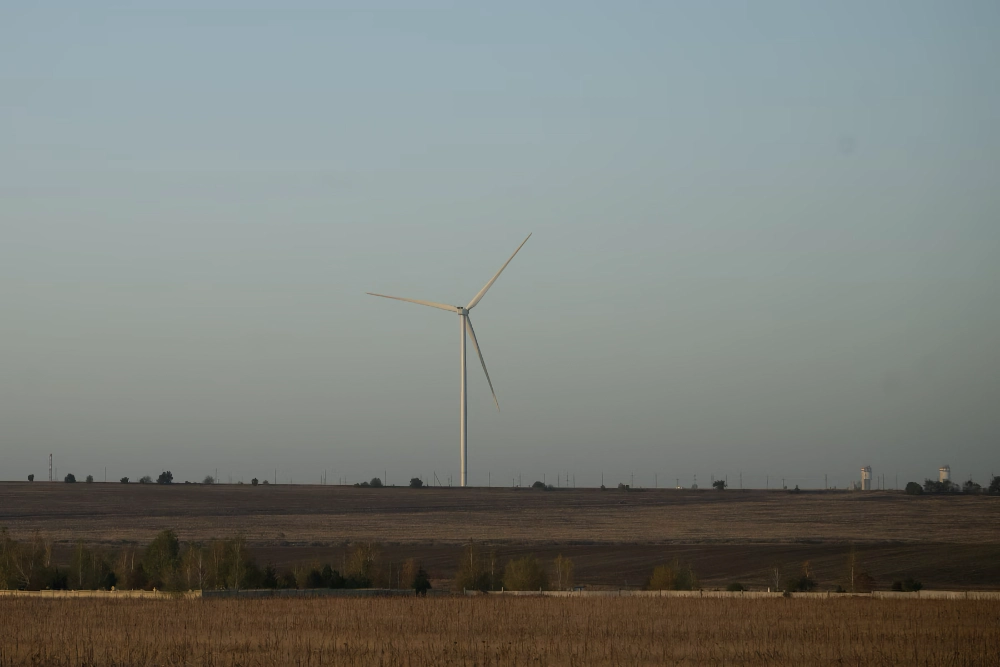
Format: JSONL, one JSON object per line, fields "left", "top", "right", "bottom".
{"left": 939, "top": 465, "right": 950, "bottom": 484}
{"left": 861, "top": 466, "right": 873, "bottom": 491}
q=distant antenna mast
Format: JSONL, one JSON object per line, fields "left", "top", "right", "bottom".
{"left": 49, "top": 454, "right": 53, "bottom": 482}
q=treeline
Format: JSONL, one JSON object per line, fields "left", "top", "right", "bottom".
{"left": 0, "top": 530, "right": 432, "bottom": 593}
{"left": 905, "top": 476, "right": 1000, "bottom": 495}
{"left": 453, "top": 543, "right": 576, "bottom": 591}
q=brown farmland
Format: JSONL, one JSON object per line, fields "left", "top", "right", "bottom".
{"left": 3, "top": 482, "right": 1000, "bottom": 589}
{"left": 1, "top": 596, "right": 998, "bottom": 666}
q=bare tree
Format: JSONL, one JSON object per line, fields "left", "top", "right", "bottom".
{"left": 553, "top": 555, "right": 575, "bottom": 590}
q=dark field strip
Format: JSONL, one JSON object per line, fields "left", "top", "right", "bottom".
{"left": 3, "top": 482, "right": 999, "bottom": 546}
{"left": 244, "top": 542, "right": 1000, "bottom": 591}
{"left": 1, "top": 597, "right": 997, "bottom": 666}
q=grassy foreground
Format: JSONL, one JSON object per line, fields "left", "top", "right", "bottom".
{"left": 1, "top": 597, "right": 997, "bottom": 666}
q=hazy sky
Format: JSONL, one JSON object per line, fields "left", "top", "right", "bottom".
{"left": 3, "top": 2, "right": 998, "bottom": 489}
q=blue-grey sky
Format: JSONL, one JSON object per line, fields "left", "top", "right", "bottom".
{"left": 3, "top": 2, "right": 998, "bottom": 489}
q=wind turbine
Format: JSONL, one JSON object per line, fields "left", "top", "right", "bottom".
{"left": 368, "top": 234, "right": 531, "bottom": 487}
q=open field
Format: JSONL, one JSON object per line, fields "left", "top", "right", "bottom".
{"left": 3, "top": 482, "right": 998, "bottom": 545}
{"left": 1, "top": 596, "right": 997, "bottom": 666}
{"left": 4, "top": 482, "right": 1000, "bottom": 590}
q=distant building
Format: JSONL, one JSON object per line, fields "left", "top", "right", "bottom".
{"left": 939, "top": 465, "right": 950, "bottom": 484}
{"left": 861, "top": 466, "right": 873, "bottom": 491}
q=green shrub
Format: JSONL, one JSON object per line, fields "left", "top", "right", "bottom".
{"left": 64, "top": 474, "right": 76, "bottom": 483}
{"left": 413, "top": 567, "right": 431, "bottom": 596}
{"left": 785, "top": 575, "right": 817, "bottom": 592}
{"left": 503, "top": 555, "right": 548, "bottom": 591}
{"left": 904, "top": 482, "right": 923, "bottom": 495}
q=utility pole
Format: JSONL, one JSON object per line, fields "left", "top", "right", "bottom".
{"left": 104, "top": 467, "right": 107, "bottom": 483}
{"left": 49, "top": 454, "right": 52, "bottom": 482}
{"left": 825, "top": 474, "right": 827, "bottom": 489}
{"left": 739, "top": 471, "right": 742, "bottom": 490}
{"left": 655, "top": 473, "right": 657, "bottom": 488}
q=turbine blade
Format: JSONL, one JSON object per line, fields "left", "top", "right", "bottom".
{"left": 465, "top": 315, "right": 499, "bottom": 412}
{"left": 366, "top": 293, "right": 460, "bottom": 313}
{"left": 466, "top": 233, "right": 531, "bottom": 310}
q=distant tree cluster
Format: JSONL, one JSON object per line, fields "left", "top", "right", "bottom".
{"left": 891, "top": 577, "right": 923, "bottom": 592}
{"left": 0, "top": 530, "right": 432, "bottom": 594}
{"left": 784, "top": 561, "right": 817, "bottom": 592}
{"left": 923, "top": 479, "right": 957, "bottom": 493}
{"left": 452, "top": 542, "right": 573, "bottom": 592}
{"left": 647, "top": 560, "right": 698, "bottom": 591}
{"left": 912, "top": 475, "right": 1000, "bottom": 495}
{"left": 354, "top": 478, "right": 383, "bottom": 488}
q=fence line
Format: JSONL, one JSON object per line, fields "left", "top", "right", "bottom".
{"left": 485, "top": 589, "right": 1000, "bottom": 600}
{"left": 2, "top": 588, "right": 998, "bottom": 600}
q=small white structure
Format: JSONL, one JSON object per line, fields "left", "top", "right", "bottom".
{"left": 861, "top": 466, "right": 873, "bottom": 491}
{"left": 939, "top": 465, "right": 950, "bottom": 484}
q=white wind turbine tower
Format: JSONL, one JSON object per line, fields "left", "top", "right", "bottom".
{"left": 368, "top": 234, "right": 531, "bottom": 487}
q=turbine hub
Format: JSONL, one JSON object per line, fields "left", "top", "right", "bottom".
{"left": 459, "top": 308, "right": 469, "bottom": 315}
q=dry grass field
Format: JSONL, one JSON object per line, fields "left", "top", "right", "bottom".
{"left": 1, "top": 596, "right": 997, "bottom": 666}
